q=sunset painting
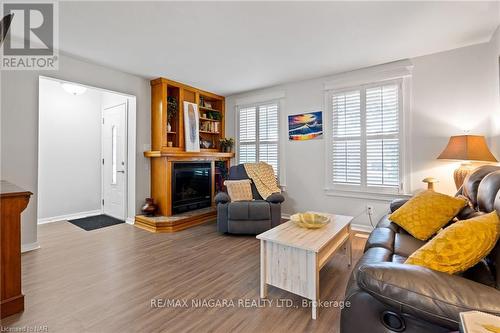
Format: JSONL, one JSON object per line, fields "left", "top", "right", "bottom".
{"left": 288, "top": 111, "right": 323, "bottom": 141}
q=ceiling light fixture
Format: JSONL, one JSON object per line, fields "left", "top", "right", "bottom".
{"left": 61, "top": 82, "right": 87, "bottom": 96}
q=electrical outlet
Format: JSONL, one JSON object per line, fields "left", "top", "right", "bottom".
{"left": 367, "top": 205, "right": 374, "bottom": 216}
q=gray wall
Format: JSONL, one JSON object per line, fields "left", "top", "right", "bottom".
{"left": 0, "top": 54, "right": 151, "bottom": 249}
{"left": 38, "top": 78, "right": 103, "bottom": 220}
{"left": 225, "top": 41, "right": 500, "bottom": 229}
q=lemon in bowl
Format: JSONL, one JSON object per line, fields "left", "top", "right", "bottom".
{"left": 291, "top": 212, "right": 330, "bottom": 229}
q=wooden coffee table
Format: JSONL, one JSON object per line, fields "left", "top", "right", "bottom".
{"left": 256, "top": 214, "right": 353, "bottom": 320}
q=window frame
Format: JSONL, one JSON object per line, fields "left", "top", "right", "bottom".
{"left": 325, "top": 75, "right": 411, "bottom": 199}
{"left": 236, "top": 99, "right": 281, "bottom": 179}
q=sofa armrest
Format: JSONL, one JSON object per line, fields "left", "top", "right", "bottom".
{"left": 389, "top": 199, "right": 409, "bottom": 213}
{"left": 215, "top": 192, "right": 231, "bottom": 204}
{"left": 266, "top": 192, "right": 284, "bottom": 204}
{"left": 357, "top": 263, "right": 500, "bottom": 329}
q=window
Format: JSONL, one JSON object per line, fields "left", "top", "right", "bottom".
{"left": 237, "top": 102, "right": 279, "bottom": 176}
{"left": 330, "top": 80, "right": 403, "bottom": 193}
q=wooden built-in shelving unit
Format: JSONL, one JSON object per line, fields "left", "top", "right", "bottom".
{"left": 137, "top": 77, "right": 234, "bottom": 233}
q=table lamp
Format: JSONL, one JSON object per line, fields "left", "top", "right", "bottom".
{"left": 437, "top": 135, "right": 498, "bottom": 189}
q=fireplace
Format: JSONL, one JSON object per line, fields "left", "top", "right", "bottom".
{"left": 171, "top": 162, "right": 212, "bottom": 214}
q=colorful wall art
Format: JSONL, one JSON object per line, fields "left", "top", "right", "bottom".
{"left": 288, "top": 111, "right": 323, "bottom": 141}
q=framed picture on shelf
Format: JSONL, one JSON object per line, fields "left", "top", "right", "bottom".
{"left": 204, "top": 101, "right": 212, "bottom": 109}
{"left": 183, "top": 102, "right": 200, "bottom": 152}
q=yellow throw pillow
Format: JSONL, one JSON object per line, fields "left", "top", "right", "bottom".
{"left": 389, "top": 190, "right": 467, "bottom": 241}
{"left": 224, "top": 180, "right": 253, "bottom": 201}
{"left": 405, "top": 212, "right": 500, "bottom": 274}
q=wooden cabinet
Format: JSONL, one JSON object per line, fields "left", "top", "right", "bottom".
{"left": 1, "top": 181, "right": 32, "bottom": 319}
{"left": 150, "top": 78, "right": 226, "bottom": 152}
{"left": 138, "top": 78, "right": 234, "bottom": 233}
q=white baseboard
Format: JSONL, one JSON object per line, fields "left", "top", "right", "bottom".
{"left": 126, "top": 217, "right": 135, "bottom": 225}
{"left": 281, "top": 213, "right": 291, "bottom": 219}
{"left": 351, "top": 223, "right": 373, "bottom": 233}
{"left": 38, "top": 209, "right": 102, "bottom": 224}
{"left": 21, "top": 241, "right": 40, "bottom": 253}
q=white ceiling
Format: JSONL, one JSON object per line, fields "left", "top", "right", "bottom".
{"left": 57, "top": 1, "right": 500, "bottom": 96}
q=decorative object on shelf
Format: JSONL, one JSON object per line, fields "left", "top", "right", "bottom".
{"left": 200, "top": 96, "right": 205, "bottom": 108}
{"left": 167, "top": 141, "right": 173, "bottom": 147}
{"left": 141, "top": 198, "right": 157, "bottom": 216}
{"left": 212, "top": 111, "right": 222, "bottom": 121}
{"left": 200, "top": 140, "right": 212, "bottom": 149}
{"left": 183, "top": 101, "right": 200, "bottom": 152}
{"left": 422, "top": 177, "right": 438, "bottom": 190}
{"left": 220, "top": 137, "right": 234, "bottom": 153}
{"left": 288, "top": 111, "right": 323, "bottom": 141}
{"left": 167, "top": 96, "right": 178, "bottom": 133}
{"left": 204, "top": 100, "right": 212, "bottom": 109}
{"left": 291, "top": 212, "right": 330, "bottom": 229}
{"left": 437, "top": 135, "right": 498, "bottom": 189}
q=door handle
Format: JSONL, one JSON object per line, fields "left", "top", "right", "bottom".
{"left": 117, "top": 170, "right": 125, "bottom": 173}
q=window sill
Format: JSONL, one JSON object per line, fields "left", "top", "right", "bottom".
{"left": 324, "top": 188, "right": 412, "bottom": 202}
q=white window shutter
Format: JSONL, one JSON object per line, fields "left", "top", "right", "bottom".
{"left": 330, "top": 82, "right": 402, "bottom": 192}
{"left": 238, "top": 102, "right": 280, "bottom": 176}
{"left": 365, "top": 84, "right": 400, "bottom": 187}
{"left": 332, "top": 91, "right": 361, "bottom": 184}
{"left": 258, "top": 104, "right": 279, "bottom": 175}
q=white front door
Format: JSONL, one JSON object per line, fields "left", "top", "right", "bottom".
{"left": 102, "top": 103, "right": 127, "bottom": 220}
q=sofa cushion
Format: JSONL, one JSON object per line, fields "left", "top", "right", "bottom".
{"left": 405, "top": 212, "right": 500, "bottom": 274}
{"left": 392, "top": 254, "right": 407, "bottom": 264}
{"left": 376, "top": 215, "right": 400, "bottom": 232}
{"left": 364, "top": 227, "right": 395, "bottom": 252}
{"left": 224, "top": 179, "right": 253, "bottom": 201}
{"left": 389, "top": 190, "right": 467, "bottom": 241}
{"left": 228, "top": 201, "right": 270, "bottom": 221}
{"left": 394, "top": 233, "right": 426, "bottom": 258}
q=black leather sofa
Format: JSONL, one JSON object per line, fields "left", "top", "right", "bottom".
{"left": 215, "top": 164, "right": 284, "bottom": 234}
{"left": 341, "top": 165, "right": 500, "bottom": 333}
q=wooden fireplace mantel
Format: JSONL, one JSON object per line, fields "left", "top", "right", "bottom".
{"left": 144, "top": 150, "right": 234, "bottom": 159}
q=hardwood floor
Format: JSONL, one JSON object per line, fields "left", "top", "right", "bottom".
{"left": 1, "top": 221, "right": 366, "bottom": 333}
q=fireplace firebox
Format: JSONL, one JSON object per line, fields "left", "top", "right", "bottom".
{"left": 172, "top": 162, "right": 212, "bottom": 214}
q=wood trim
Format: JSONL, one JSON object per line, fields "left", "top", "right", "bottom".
{"left": 1, "top": 182, "right": 31, "bottom": 319}
{"left": 135, "top": 209, "right": 216, "bottom": 233}
{"left": 1, "top": 294, "right": 24, "bottom": 318}
{"left": 150, "top": 77, "right": 224, "bottom": 100}
{"left": 144, "top": 151, "right": 234, "bottom": 159}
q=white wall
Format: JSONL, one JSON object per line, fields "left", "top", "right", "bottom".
{"left": 490, "top": 26, "right": 500, "bottom": 156}
{"left": 226, "top": 41, "right": 499, "bottom": 229}
{"left": 38, "top": 78, "right": 102, "bottom": 220}
{"left": 0, "top": 54, "right": 150, "bottom": 250}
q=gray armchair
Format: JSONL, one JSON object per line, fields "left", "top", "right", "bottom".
{"left": 215, "top": 164, "right": 284, "bottom": 234}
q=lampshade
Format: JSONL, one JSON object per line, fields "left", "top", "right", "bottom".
{"left": 437, "top": 135, "right": 498, "bottom": 162}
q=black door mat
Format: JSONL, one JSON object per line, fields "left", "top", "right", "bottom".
{"left": 68, "top": 214, "right": 124, "bottom": 231}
